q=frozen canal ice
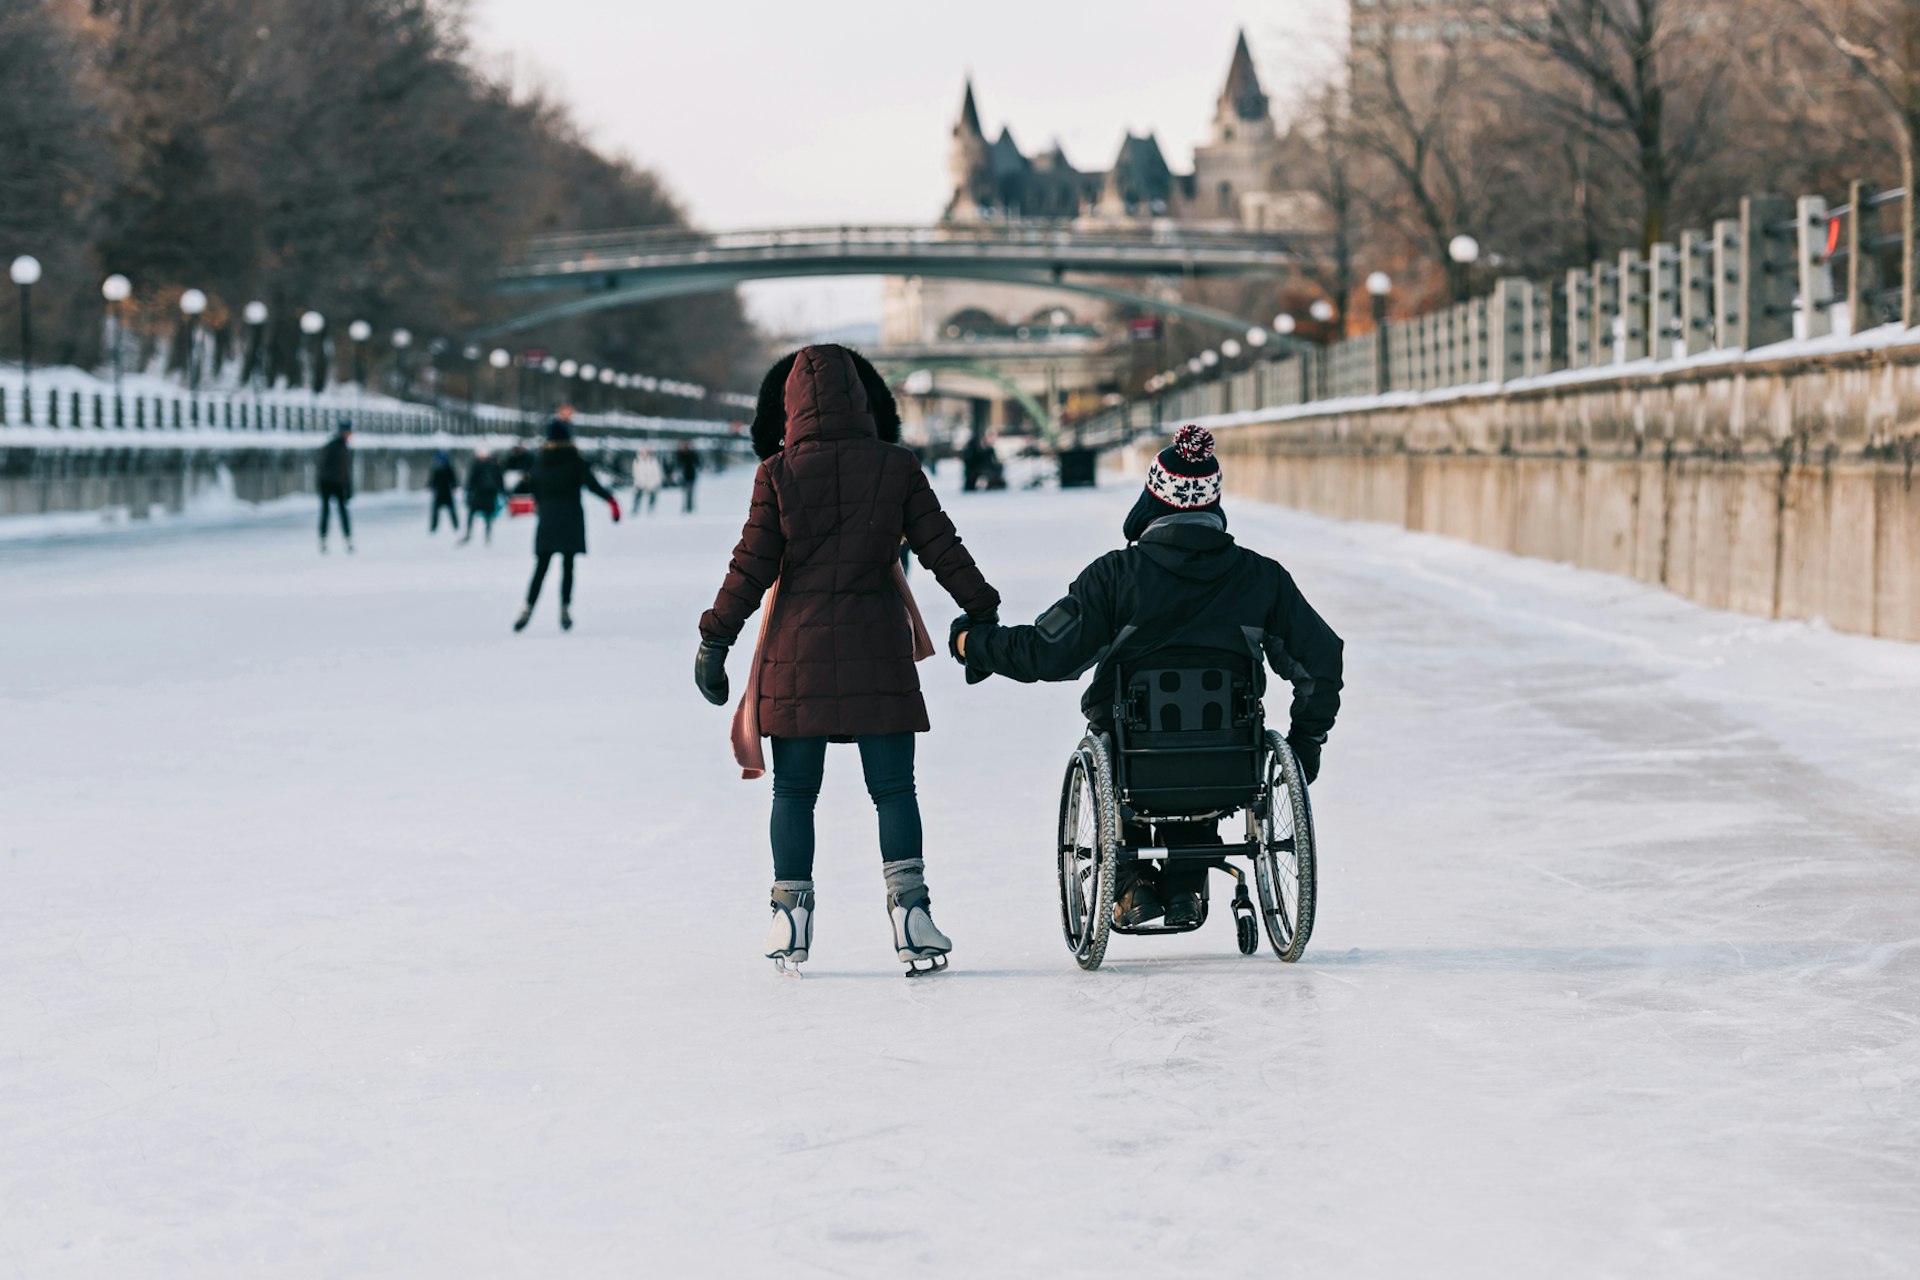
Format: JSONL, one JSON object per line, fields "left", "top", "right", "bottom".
{"left": 2, "top": 467, "right": 1918, "bottom": 1277}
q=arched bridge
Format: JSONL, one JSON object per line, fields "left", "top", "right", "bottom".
{"left": 481, "top": 223, "right": 1303, "bottom": 338}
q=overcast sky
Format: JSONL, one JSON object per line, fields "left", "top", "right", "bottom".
{"left": 467, "top": 0, "right": 1344, "bottom": 334}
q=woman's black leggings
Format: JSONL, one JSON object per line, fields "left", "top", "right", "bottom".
{"left": 769, "top": 733, "right": 921, "bottom": 881}
{"left": 526, "top": 552, "right": 575, "bottom": 606}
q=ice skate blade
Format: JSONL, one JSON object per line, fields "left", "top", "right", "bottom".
{"left": 771, "top": 954, "right": 806, "bottom": 978}
{"left": 902, "top": 954, "right": 949, "bottom": 978}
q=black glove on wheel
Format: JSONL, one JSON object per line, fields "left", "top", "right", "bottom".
{"left": 694, "top": 641, "right": 730, "bottom": 706}
{"left": 1284, "top": 731, "right": 1322, "bottom": 786}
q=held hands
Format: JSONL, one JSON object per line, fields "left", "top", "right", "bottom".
{"left": 950, "top": 612, "right": 997, "bottom": 685}
{"left": 694, "top": 641, "right": 730, "bottom": 706}
{"left": 1284, "top": 730, "right": 1323, "bottom": 786}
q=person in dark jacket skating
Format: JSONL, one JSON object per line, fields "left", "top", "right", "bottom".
{"left": 316, "top": 421, "right": 354, "bottom": 554}
{"left": 462, "top": 448, "right": 506, "bottom": 545}
{"left": 513, "top": 408, "right": 620, "bottom": 632}
{"left": 953, "top": 424, "right": 1344, "bottom": 929}
{"left": 696, "top": 344, "right": 1000, "bottom": 975}
{"left": 674, "top": 441, "right": 700, "bottom": 514}
{"left": 427, "top": 451, "right": 460, "bottom": 536}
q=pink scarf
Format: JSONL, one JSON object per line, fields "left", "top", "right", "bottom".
{"left": 730, "top": 561, "right": 937, "bottom": 779}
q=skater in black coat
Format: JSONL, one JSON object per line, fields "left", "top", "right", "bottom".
{"left": 953, "top": 425, "right": 1343, "bottom": 929}
{"left": 513, "top": 410, "right": 620, "bottom": 632}
{"left": 427, "top": 451, "right": 460, "bottom": 535}
{"left": 316, "top": 421, "right": 354, "bottom": 553}
{"left": 462, "top": 449, "right": 506, "bottom": 545}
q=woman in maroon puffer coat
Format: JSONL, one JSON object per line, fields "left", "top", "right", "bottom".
{"left": 696, "top": 344, "right": 1000, "bottom": 975}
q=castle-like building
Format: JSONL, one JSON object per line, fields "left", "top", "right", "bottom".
{"left": 942, "top": 31, "right": 1302, "bottom": 230}
{"left": 884, "top": 32, "right": 1312, "bottom": 435}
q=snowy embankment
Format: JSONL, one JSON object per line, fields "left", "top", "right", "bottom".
{"left": 2, "top": 469, "right": 1917, "bottom": 1278}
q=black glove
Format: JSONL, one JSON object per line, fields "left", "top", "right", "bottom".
{"left": 694, "top": 640, "right": 730, "bottom": 706}
{"left": 1285, "top": 730, "right": 1322, "bottom": 786}
{"left": 948, "top": 610, "right": 998, "bottom": 663}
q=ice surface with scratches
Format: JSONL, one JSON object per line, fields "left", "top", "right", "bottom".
{"left": 2, "top": 468, "right": 1918, "bottom": 1278}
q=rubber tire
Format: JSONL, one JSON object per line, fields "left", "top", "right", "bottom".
{"left": 1056, "top": 735, "right": 1117, "bottom": 971}
{"left": 1254, "top": 731, "right": 1318, "bottom": 962}
{"left": 1235, "top": 911, "right": 1258, "bottom": 955}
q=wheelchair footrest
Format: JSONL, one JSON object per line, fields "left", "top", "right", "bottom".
{"left": 1116, "top": 842, "right": 1260, "bottom": 862}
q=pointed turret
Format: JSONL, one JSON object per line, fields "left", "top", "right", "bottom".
{"left": 1219, "top": 29, "right": 1269, "bottom": 123}
{"left": 957, "top": 78, "right": 984, "bottom": 138}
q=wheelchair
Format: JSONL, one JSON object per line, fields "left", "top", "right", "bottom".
{"left": 1056, "top": 648, "right": 1318, "bottom": 971}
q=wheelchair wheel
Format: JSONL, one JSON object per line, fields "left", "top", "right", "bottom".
{"left": 1056, "top": 734, "right": 1118, "bottom": 971}
{"left": 1252, "top": 731, "right": 1317, "bottom": 962}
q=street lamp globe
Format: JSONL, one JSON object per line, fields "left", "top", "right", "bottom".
{"left": 179, "top": 289, "right": 207, "bottom": 317}
{"left": 1448, "top": 234, "right": 1481, "bottom": 265}
{"left": 348, "top": 320, "right": 372, "bottom": 343}
{"left": 463, "top": 344, "right": 481, "bottom": 362}
{"left": 579, "top": 363, "right": 598, "bottom": 381}
{"left": 102, "top": 274, "right": 132, "bottom": 303}
{"left": 1221, "top": 339, "right": 1243, "bottom": 359}
{"left": 1366, "top": 271, "right": 1393, "bottom": 297}
{"left": 559, "top": 359, "right": 578, "bottom": 378}
{"left": 1309, "top": 299, "right": 1336, "bottom": 324}
{"left": 243, "top": 300, "right": 268, "bottom": 326}
{"left": 1274, "top": 314, "right": 1297, "bottom": 335}
{"left": 10, "top": 255, "right": 42, "bottom": 286}
{"left": 1187, "top": 357, "right": 1204, "bottom": 374}
{"left": 1246, "top": 327, "right": 1269, "bottom": 348}
{"left": 541, "top": 357, "right": 559, "bottom": 374}
{"left": 391, "top": 328, "right": 413, "bottom": 350}
{"left": 489, "top": 348, "right": 511, "bottom": 369}
{"left": 1201, "top": 349, "right": 1220, "bottom": 367}
{"left": 299, "top": 310, "right": 325, "bottom": 335}
{"left": 599, "top": 368, "right": 615, "bottom": 385}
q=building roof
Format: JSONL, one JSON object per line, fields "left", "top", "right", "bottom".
{"left": 1221, "top": 29, "right": 1269, "bottom": 122}
{"left": 957, "top": 79, "right": 983, "bottom": 137}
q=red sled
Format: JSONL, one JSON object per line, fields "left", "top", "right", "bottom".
{"left": 507, "top": 496, "right": 536, "bottom": 517}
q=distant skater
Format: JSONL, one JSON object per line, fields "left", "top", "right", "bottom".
{"left": 513, "top": 407, "right": 620, "bottom": 633}
{"left": 317, "top": 420, "right": 354, "bottom": 554}
{"left": 631, "top": 447, "right": 664, "bottom": 515}
{"left": 427, "top": 451, "right": 460, "bottom": 535}
{"left": 462, "top": 448, "right": 506, "bottom": 545}
{"left": 675, "top": 441, "right": 700, "bottom": 514}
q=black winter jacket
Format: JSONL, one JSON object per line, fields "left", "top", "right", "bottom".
{"left": 964, "top": 512, "right": 1343, "bottom": 741}
{"left": 429, "top": 459, "right": 458, "bottom": 500}
{"left": 515, "top": 442, "right": 614, "bottom": 556}
{"left": 317, "top": 436, "right": 353, "bottom": 494}
{"left": 466, "top": 458, "right": 506, "bottom": 506}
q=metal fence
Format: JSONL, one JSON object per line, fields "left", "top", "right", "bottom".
{"left": 1082, "top": 180, "right": 1911, "bottom": 443}
{"left": 0, "top": 380, "right": 741, "bottom": 443}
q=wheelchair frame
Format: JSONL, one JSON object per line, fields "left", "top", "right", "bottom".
{"left": 1055, "top": 656, "right": 1318, "bottom": 971}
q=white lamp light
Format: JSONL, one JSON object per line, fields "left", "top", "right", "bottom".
{"left": 243, "top": 300, "right": 268, "bottom": 325}
{"left": 1309, "top": 299, "right": 1335, "bottom": 323}
{"left": 299, "top": 310, "right": 325, "bottom": 335}
{"left": 10, "top": 255, "right": 42, "bottom": 286}
{"left": 1275, "top": 314, "right": 1297, "bottom": 335}
{"left": 1366, "top": 271, "right": 1393, "bottom": 297}
{"left": 1448, "top": 234, "right": 1481, "bottom": 265}
{"left": 102, "top": 274, "right": 132, "bottom": 302}
{"left": 489, "top": 348, "right": 511, "bottom": 369}
{"left": 179, "top": 289, "right": 207, "bottom": 317}
{"left": 348, "top": 320, "right": 372, "bottom": 342}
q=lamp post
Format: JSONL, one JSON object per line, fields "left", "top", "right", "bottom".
{"left": 300, "top": 310, "right": 326, "bottom": 394}
{"left": 1448, "top": 234, "right": 1481, "bottom": 302}
{"left": 461, "top": 343, "right": 481, "bottom": 422}
{"left": 1367, "top": 271, "right": 1393, "bottom": 392}
{"left": 179, "top": 288, "right": 207, "bottom": 397}
{"left": 347, "top": 320, "right": 372, "bottom": 388}
{"left": 391, "top": 328, "right": 413, "bottom": 399}
{"left": 242, "top": 300, "right": 268, "bottom": 392}
{"left": 488, "top": 347, "right": 510, "bottom": 411}
{"left": 102, "top": 274, "right": 132, "bottom": 398}
{"left": 12, "top": 255, "right": 41, "bottom": 423}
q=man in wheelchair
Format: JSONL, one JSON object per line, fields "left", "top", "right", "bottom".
{"left": 952, "top": 425, "right": 1343, "bottom": 929}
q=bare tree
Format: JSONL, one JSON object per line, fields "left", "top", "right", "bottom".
{"left": 1348, "top": 35, "right": 1491, "bottom": 301}
{"left": 1777, "top": 0, "right": 1920, "bottom": 324}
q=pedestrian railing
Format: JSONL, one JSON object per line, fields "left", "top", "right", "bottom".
{"left": 0, "top": 380, "right": 742, "bottom": 443}
{"left": 1080, "top": 179, "right": 1914, "bottom": 443}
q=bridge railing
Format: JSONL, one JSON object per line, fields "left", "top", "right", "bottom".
{"left": 504, "top": 220, "right": 1304, "bottom": 276}
{"left": 1083, "top": 179, "right": 1912, "bottom": 443}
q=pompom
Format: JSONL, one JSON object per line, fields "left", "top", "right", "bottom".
{"left": 1172, "top": 424, "right": 1215, "bottom": 464}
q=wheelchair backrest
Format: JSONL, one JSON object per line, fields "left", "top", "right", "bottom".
{"left": 1112, "top": 647, "right": 1262, "bottom": 814}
